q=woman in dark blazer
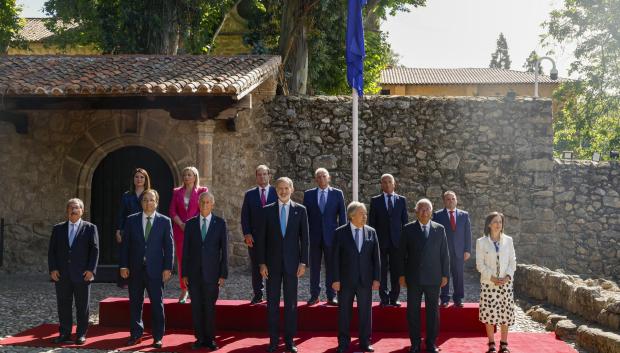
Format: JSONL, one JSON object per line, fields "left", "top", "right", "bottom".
{"left": 115, "top": 168, "right": 151, "bottom": 287}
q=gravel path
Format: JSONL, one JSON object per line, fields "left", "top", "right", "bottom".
{"left": 0, "top": 268, "right": 582, "bottom": 352}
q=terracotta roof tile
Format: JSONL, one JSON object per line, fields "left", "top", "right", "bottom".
{"left": 0, "top": 55, "right": 281, "bottom": 97}
{"left": 380, "top": 67, "right": 568, "bottom": 85}
{"left": 18, "top": 18, "right": 77, "bottom": 42}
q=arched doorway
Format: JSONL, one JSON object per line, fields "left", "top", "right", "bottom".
{"left": 91, "top": 146, "right": 174, "bottom": 278}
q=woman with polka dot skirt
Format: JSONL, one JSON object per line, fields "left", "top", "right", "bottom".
{"left": 476, "top": 212, "right": 516, "bottom": 353}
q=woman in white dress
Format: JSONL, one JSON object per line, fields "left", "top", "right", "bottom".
{"left": 476, "top": 212, "right": 516, "bottom": 353}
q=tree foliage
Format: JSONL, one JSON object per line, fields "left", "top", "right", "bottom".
{"left": 545, "top": 0, "right": 620, "bottom": 159}
{"left": 523, "top": 50, "right": 544, "bottom": 74}
{"left": 0, "top": 0, "right": 25, "bottom": 54}
{"left": 43, "top": 0, "right": 237, "bottom": 54}
{"left": 489, "top": 33, "right": 511, "bottom": 69}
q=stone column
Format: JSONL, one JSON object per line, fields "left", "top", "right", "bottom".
{"left": 196, "top": 120, "right": 217, "bottom": 187}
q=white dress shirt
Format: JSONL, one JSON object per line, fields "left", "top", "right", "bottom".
{"left": 142, "top": 212, "right": 156, "bottom": 236}
{"left": 259, "top": 185, "right": 271, "bottom": 201}
{"left": 278, "top": 200, "right": 291, "bottom": 229}
{"left": 200, "top": 213, "right": 213, "bottom": 234}
{"left": 317, "top": 187, "right": 330, "bottom": 205}
{"left": 383, "top": 192, "right": 398, "bottom": 209}
{"left": 350, "top": 223, "right": 364, "bottom": 252}
{"left": 68, "top": 218, "right": 82, "bottom": 245}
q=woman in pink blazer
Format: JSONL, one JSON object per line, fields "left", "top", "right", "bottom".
{"left": 169, "top": 166, "right": 208, "bottom": 303}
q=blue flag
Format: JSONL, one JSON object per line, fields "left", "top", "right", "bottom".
{"left": 346, "top": 0, "right": 366, "bottom": 97}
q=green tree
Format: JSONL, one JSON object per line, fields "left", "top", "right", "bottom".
{"left": 489, "top": 33, "right": 511, "bottom": 69}
{"left": 523, "top": 50, "right": 544, "bottom": 74}
{"left": 43, "top": 0, "right": 238, "bottom": 54}
{"left": 0, "top": 0, "right": 25, "bottom": 54}
{"left": 545, "top": 0, "right": 620, "bottom": 159}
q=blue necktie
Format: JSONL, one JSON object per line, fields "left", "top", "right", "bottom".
{"left": 319, "top": 190, "right": 326, "bottom": 213}
{"left": 387, "top": 194, "right": 394, "bottom": 215}
{"left": 280, "top": 205, "right": 287, "bottom": 237}
{"left": 423, "top": 225, "right": 428, "bottom": 238}
{"left": 355, "top": 228, "right": 361, "bottom": 252}
{"left": 201, "top": 217, "right": 208, "bottom": 241}
{"left": 69, "top": 223, "right": 76, "bottom": 247}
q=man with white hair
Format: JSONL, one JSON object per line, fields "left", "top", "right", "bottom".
{"left": 399, "top": 199, "right": 449, "bottom": 353}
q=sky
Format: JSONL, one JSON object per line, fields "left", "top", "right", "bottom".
{"left": 16, "top": 0, "right": 577, "bottom": 78}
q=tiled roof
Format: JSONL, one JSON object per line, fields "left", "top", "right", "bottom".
{"left": 380, "top": 67, "right": 568, "bottom": 85}
{"left": 19, "top": 18, "right": 75, "bottom": 42}
{"left": 0, "top": 55, "right": 281, "bottom": 97}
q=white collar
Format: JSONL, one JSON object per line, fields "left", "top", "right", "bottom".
{"left": 200, "top": 213, "right": 212, "bottom": 223}
{"left": 69, "top": 219, "right": 82, "bottom": 227}
{"left": 278, "top": 200, "right": 291, "bottom": 207}
{"left": 350, "top": 223, "right": 364, "bottom": 232}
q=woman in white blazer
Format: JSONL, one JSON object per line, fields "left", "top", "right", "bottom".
{"left": 476, "top": 212, "right": 516, "bottom": 353}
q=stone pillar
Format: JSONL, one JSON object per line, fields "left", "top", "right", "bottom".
{"left": 196, "top": 120, "right": 217, "bottom": 187}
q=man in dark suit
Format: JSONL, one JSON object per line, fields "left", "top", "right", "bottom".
{"left": 433, "top": 191, "right": 472, "bottom": 307}
{"left": 120, "top": 189, "right": 174, "bottom": 349}
{"left": 303, "top": 168, "right": 346, "bottom": 306}
{"left": 256, "top": 177, "right": 309, "bottom": 353}
{"left": 182, "top": 192, "right": 228, "bottom": 351}
{"left": 48, "top": 198, "right": 99, "bottom": 345}
{"left": 332, "top": 202, "right": 380, "bottom": 353}
{"left": 399, "top": 199, "right": 449, "bottom": 353}
{"left": 368, "top": 173, "right": 408, "bottom": 307}
{"left": 241, "top": 164, "right": 277, "bottom": 304}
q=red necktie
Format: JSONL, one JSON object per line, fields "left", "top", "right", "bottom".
{"left": 260, "top": 188, "right": 267, "bottom": 207}
{"left": 449, "top": 211, "right": 456, "bottom": 231}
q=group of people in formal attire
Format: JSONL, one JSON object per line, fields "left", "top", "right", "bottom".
{"left": 47, "top": 164, "right": 517, "bottom": 353}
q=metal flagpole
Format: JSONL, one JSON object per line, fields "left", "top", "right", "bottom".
{"left": 352, "top": 88, "right": 359, "bottom": 202}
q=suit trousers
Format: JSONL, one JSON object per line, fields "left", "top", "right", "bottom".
{"left": 407, "top": 284, "right": 440, "bottom": 346}
{"left": 440, "top": 251, "right": 464, "bottom": 303}
{"left": 248, "top": 246, "right": 264, "bottom": 297}
{"left": 266, "top": 270, "right": 298, "bottom": 344}
{"left": 128, "top": 269, "right": 165, "bottom": 340}
{"left": 188, "top": 278, "right": 219, "bottom": 343}
{"left": 55, "top": 279, "right": 90, "bottom": 337}
{"left": 309, "top": 235, "right": 335, "bottom": 300}
{"left": 379, "top": 245, "right": 401, "bottom": 302}
{"left": 337, "top": 283, "right": 372, "bottom": 347}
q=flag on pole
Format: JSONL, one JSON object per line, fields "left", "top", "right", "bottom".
{"left": 346, "top": 0, "right": 367, "bottom": 96}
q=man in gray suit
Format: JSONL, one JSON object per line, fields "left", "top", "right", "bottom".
{"left": 399, "top": 199, "right": 449, "bottom": 353}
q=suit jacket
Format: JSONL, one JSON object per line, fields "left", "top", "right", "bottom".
{"left": 181, "top": 213, "right": 228, "bottom": 284}
{"left": 432, "top": 208, "right": 472, "bottom": 257}
{"left": 120, "top": 212, "right": 174, "bottom": 280}
{"left": 240, "top": 185, "right": 278, "bottom": 236}
{"left": 332, "top": 224, "right": 381, "bottom": 288}
{"left": 368, "top": 193, "right": 408, "bottom": 248}
{"left": 169, "top": 186, "right": 209, "bottom": 235}
{"left": 476, "top": 234, "right": 516, "bottom": 284}
{"left": 303, "top": 186, "right": 347, "bottom": 247}
{"left": 399, "top": 220, "right": 449, "bottom": 286}
{"left": 256, "top": 201, "right": 309, "bottom": 275}
{"left": 48, "top": 220, "right": 99, "bottom": 283}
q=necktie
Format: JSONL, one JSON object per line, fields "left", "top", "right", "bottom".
{"left": 280, "top": 205, "right": 287, "bottom": 237}
{"left": 145, "top": 216, "right": 152, "bottom": 240}
{"left": 260, "top": 188, "right": 267, "bottom": 207}
{"left": 449, "top": 211, "right": 456, "bottom": 231}
{"left": 69, "top": 223, "right": 76, "bottom": 247}
{"left": 201, "top": 217, "right": 208, "bottom": 241}
{"left": 354, "top": 228, "right": 361, "bottom": 252}
{"left": 422, "top": 225, "right": 428, "bottom": 238}
{"left": 387, "top": 194, "right": 394, "bottom": 215}
{"left": 319, "top": 190, "right": 326, "bottom": 213}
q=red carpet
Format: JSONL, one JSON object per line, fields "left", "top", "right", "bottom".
{"left": 0, "top": 324, "right": 579, "bottom": 353}
{"left": 100, "top": 298, "right": 484, "bottom": 332}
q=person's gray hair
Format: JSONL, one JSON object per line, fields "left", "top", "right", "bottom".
{"left": 347, "top": 201, "right": 367, "bottom": 219}
{"left": 256, "top": 164, "right": 270, "bottom": 175}
{"left": 415, "top": 198, "right": 433, "bottom": 211}
{"left": 199, "top": 191, "right": 215, "bottom": 202}
{"left": 66, "top": 198, "right": 84, "bottom": 210}
{"left": 314, "top": 168, "right": 329, "bottom": 177}
{"left": 443, "top": 190, "right": 457, "bottom": 198}
{"left": 380, "top": 173, "right": 394, "bottom": 182}
{"left": 275, "top": 177, "right": 294, "bottom": 188}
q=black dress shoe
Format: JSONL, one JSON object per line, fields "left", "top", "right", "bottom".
{"left": 285, "top": 342, "right": 297, "bottom": 353}
{"left": 454, "top": 301, "right": 464, "bottom": 307}
{"left": 266, "top": 342, "right": 278, "bottom": 352}
{"left": 75, "top": 336, "right": 86, "bottom": 345}
{"left": 153, "top": 340, "right": 163, "bottom": 348}
{"left": 204, "top": 341, "right": 219, "bottom": 350}
{"left": 53, "top": 335, "right": 73, "bottom": 344}
{"left": 390, "top": 300, "right": 402, "bottom": 307}
{"left": 326, "top": 298, "right": 338, "bottom": 306}
{"left": 192, "top": 341, "right": 204, "bottom": 349}
{"left": 426, "top": 344, "right": 439, "bottom": 352}
{"left": 336, "top": 345, "right": 349, "bottom": 353}
{"left": 360, "top": 344, "right": 374, "bottom": 352}
{"left": 409, "top": 342, "right": 422, "bottom": 352}
{"left": 307, "top": 296, "right": 319, "bottom": 305}
{"left": 379, "top": 300, "right": 390, "bottom": 307}
{"left": 440, "top": 301, "right": 449, "bottom": 308}
{"left": 251, "top": 294, "right": 264, "bottom": 304}
{"left": 127, "top": 336, "right": 142, "bottom": 346}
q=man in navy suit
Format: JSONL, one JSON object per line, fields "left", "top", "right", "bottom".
{"left": 241, "top": 164, "right": 277, "bottom": 304}
{"left": 303, "top": 168, "right": 346, "bottom": 306}
{"left": 433, "top": 191, "right": 472, "bottom": 307}
{"left": 332, "top": 202, "right": 380, "bottom": 353}
{"left": 399, "top": 199, "right": 449, "bottom": 353}
{"left": 256, "top": 177, "right": 309, "bottom": 353}
{"left": 48, "top": 198, "right": 99, "bottom": 345}
{"left": 120, "top": 189, "right": 174, "bottom": 349}
{"left": 368, "top": 173, "right": 408, "bottom": 307}
{"left": 182, "top": 192, "right": 228, "bottom": 351}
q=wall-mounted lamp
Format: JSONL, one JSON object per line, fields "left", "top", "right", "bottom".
{"left": 592, "top": 152, "right": 601, "bottom": 162}
{"left": 562, "top": 151, "right": 574, "bottom": 159}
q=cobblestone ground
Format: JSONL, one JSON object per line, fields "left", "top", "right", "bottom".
{"left": 0, "top": 269, "right": 584, "bottom": 352}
